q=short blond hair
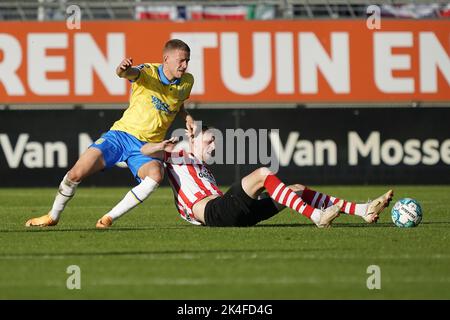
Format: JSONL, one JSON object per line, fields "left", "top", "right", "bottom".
{"left": 163, "top": 39, "right": 190, "bottom": 54}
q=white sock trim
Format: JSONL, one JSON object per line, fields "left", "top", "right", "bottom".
{"left": 131, "top": 176, "right": 159, "bottom": 202}
{"left": 355, "top": 203, "right": 369, "bottom": 217}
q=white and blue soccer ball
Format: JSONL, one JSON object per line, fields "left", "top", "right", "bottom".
{"left": 391, "top": 198, "right": 423, "bottom": 228}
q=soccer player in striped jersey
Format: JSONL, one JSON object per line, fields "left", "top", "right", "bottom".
{"left": 141, "top": 127, "right": 393, "bottom": 228}
{"left": 25, "top": 39, "right": 196, "bottom": 228}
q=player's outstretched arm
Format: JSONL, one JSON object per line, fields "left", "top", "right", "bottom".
{"left": 141, "top": 137, "right": 179, "bottom": 159}
{"left": 116, "top": 57, "right": 140, "bottom": 81}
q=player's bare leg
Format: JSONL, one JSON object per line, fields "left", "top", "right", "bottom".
{"left": 25, "top": 148, "right": 106, "bottom": 227}
{"left": 96, "top": 160, "right": 163, "bottom": 228}
{"left": 241, "top": 167, "right": 342, "bottom": 228}
{"left": 67, "top": 148, "right": 107, "bottom": 182}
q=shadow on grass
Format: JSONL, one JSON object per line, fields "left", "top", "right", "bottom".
{"left": 0, "top": 226, "right": 191, "bottom": 233}
{"left": 0, "top": 247, "right": 334, "bottom": 258}
{"left": 2, "top": 220, "right": 448, "bottom": 233}
{"left": 332, "top": 223, "right": 394, "bottom": 228}
{"left": 333, "top": 221, "right": 450, "bottom": 228}
{"left": 255, "top": 222, "right": 395, "bottom": 228}
{"left": 254, "top": 223, "right": 313, "bottom": 228}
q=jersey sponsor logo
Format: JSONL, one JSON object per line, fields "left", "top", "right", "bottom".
{"left": 198, "top": 167, "right": 216, "bottom": 185}
{"left": 151, "top": 95, "right": 176, "bottom": 114}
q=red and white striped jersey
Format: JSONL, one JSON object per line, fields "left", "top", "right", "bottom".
{"left": 164, "top": 150, "right": 223, "bottom": 225}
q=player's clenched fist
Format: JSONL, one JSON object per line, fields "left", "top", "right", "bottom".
{"left": 116, "top": 57, "right": 140, "bottom": 81}
{"left": 116, "top": 57, "right": 134, "bottom": 76}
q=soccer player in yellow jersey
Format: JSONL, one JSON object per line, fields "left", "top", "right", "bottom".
{"left": 25, "top": 39, "right": 195, "bottom": 229}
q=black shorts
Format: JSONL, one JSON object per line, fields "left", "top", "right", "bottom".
{"left": 204, "top": 181, "right": 280, "bottom": 227}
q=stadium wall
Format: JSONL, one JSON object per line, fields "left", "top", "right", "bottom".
{"left": 0, "top": 108, "right": 449, "bottom": 187}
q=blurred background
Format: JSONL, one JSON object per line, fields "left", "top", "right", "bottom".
{"left": 1, "top": 0, "right": 449, "bottom": 21}
{"left": 0, "top": 0, "right": 449, "bottom": 186}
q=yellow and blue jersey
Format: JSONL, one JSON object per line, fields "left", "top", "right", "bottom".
{"left": 111, "top": 63, "right": 194, "bottom": 143}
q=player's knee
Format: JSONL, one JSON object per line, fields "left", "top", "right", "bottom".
{"left": 288, "top": 184, "right": 305, "bottom": 192}
{"left": 257, "top": 167, "right": 274, "bottom": 179}
{"left": 139, "top": 162, "right": 164, "bottom": 183}
{"left": 139, "top": 172, "right": 163, "bottom": 184}
{"left": 152, "top": 170, "right": 164, "bottom": 184}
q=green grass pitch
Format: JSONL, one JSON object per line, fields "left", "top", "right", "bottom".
{"left": 0, "top": 186, "right": 449, "bottom": 299}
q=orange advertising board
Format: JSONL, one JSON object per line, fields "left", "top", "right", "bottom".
{"left": 0, "top": 20, "right": 448, "bottom": 104}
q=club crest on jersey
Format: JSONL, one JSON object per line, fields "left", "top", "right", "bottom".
{"left": 94, "top": 138, "right": 105, "bottom": 145}
{"left": 151, "top": 95, "right": 176, "bottom": 114}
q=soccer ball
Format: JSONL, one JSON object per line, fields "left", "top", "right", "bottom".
{"left": 391, "top": 198, "right": 423, "bottom": 228}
